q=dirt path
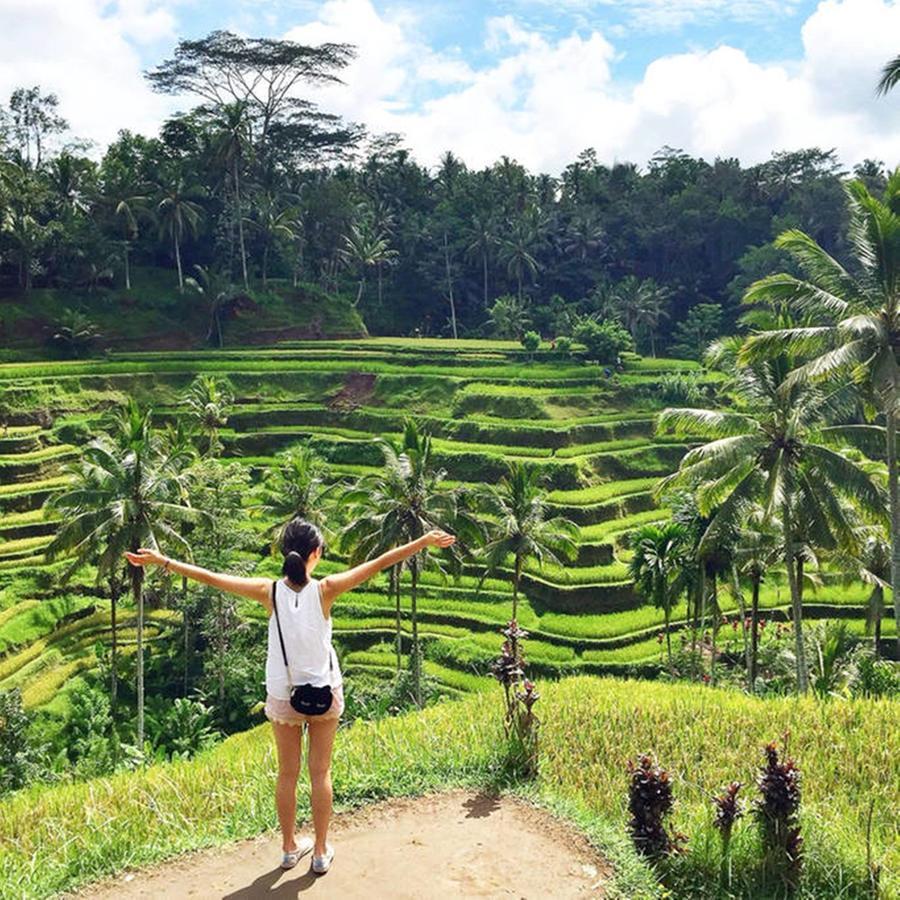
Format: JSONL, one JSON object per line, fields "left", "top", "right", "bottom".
{"left": 74, "top": 790, "right": 609, "bottom": 899}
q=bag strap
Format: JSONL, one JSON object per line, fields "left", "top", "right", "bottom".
{"left": 271, "top": 580, "right": 293, "bottom": 689}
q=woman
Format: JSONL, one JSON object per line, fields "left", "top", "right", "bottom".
{"left": 125, "top": 519, "right": 455, "bottom": 875}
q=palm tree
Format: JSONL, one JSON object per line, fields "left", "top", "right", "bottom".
{"left": 184, "top": 264, "right": 243, "bottom": 349}
{"left": 44, "top": 400, "right": 197, "bottom": 747}
{"left": 658, "top": 361, "right": 885, "bottom": 692}
{"left": 488, "top": 294, "right": 531, "bottom": 341}
{"left": 876, "top": 54, "right": 900, "bottom": 95}
{"left": 465, "top": 214, "right": 499, "bottom": 308}
{"left": 343, "top": 421, "right": 460, "bottom": 706}
{"left": 209, "top": 101, "right": 251, "bottom": 289}
{"left": 110, "top": 194, "right": 147, "bottom": 291}
{"left": 155, "top": 177, "right": 204, "bottom": 292}
{"left": 610, "top": 277, "right": 671, "bottom": 357}
{"left": 833, "top": 523, "right": 890, "bottom": 656}
{"left": 259, "top": 444, "right": 337, "bottom": 544}
{"left": 479, "top": 463, "right": 578, "bottom": 620}
{"left": 740, "top": 173, "right": 900, "bottom": 656}
{"left": 500, "top": 217, "right": 541, "bottom": 302}
{"left": 337, "top": 219, "right": 398, "bottom": 307}
{"left": 250, "top": 192, "right": 300, "bottom": 287}
{"left": 629, "top": 522, "right": 688, "bottom": 668}
{"left": 181, "top": 374, "right": 233, "bottom": 457}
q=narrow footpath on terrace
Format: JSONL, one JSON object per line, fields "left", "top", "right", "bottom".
{"left": 72, "top": 790, "right": 609, "bottom": 899}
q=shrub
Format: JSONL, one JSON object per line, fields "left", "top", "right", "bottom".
{"left": 671, "top": 303, "right": 723, "bottom": 360}
{"left": 0, "top": 688, "right": 46, "bottom": 794}
{"left": 626, "top": 753, "right": 685, "bottom": 859}
{"left": 755, "top": 738, "right": 802, "bottom": 886}
{"left": 851, "top": 647, "right": 899, "bottom": 697}
{"left": 656, "top": 372, "right": 705, "bottom": 406}
{"left": 66, "top": 683, "right": 122, "bottom": 778}
{"left": 713, "top": 780, "right": 743, "bottom": 883}
{"left": 521, "top": 330, "right": 541, "bottom": 355}
{"left": 490, "top": 620, "right": 539, "bottom": 779}
{"left": 554, "top": 335, "right": 573, "bottom": 356}
{"left": 574, "top": 318, "right": 634, "bottom": 364}
{"left": 489, "top": 295, "right": 531, "bottom": 340}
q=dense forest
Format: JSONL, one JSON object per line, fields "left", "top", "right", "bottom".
{"left": 0, "top": 31, "right": 891, "bottom": 353}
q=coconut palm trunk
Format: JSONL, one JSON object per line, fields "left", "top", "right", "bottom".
{"left": 391, "top": 564, "right": 402, "bottom": 671}
{"left": 782, "top": 502, "right": 809, "bottom": 692}
{"left": 182, "top": 575, "right": 190, "bottom": 695}
{"left": 174, "top": 232, "right": 184, "bottom": 292}
{"left": 130, "top": 556, "right": 146, "bottom": 748}
{"left": 664, "top": 603, "right": 672, "bottom": 668}
{"left": 109, "top": 579, "right": 119, "bottom": 713}
{"left": 513, "top": 556, "right": 523, "bottom": 620}
{"left": 410, "top": 557, "right": 422, "bottom": 708}
{"left": 123, "top": 243, "right": 131, "bottom": 291}
{"left": 750, "top": 573, "right": 761, "bottom": 692}
{"left": 233, "top": 158, "right": 248, "bottom": 290}
{"left": 888, "top": 404, "right": 900, "bottom": 659}
{"left": 443, "top": 231, "right": 458, "bottom": 339}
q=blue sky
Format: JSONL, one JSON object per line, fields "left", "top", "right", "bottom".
{"left": 1, "top": 1, "right": 899, "bottom": 172}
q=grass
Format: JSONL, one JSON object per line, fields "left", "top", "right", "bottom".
{"left": 0, "top": 676, "right": 893, "bottom": 899}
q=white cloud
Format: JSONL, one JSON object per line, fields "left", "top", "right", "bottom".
{"left": 509, "top": 0, "right": 802, "bottom": 30}
{"left": 2, "top": 0, "right": 900, "bottom": 175}
{"left": 287, "top": 0, "right": 900, "bottom": 172}
{"left": 0, "top": 0, "right": 175, "bottom": 152}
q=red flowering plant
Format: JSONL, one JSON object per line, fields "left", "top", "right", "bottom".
{"left": 490, "top": 619, "right": 539, "bottom": 778}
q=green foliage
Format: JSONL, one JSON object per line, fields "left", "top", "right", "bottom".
{"left": 489, "top": 295, "right": 532, "bottom": 340}
{"left": 146, "top": 696, "right": 219, "bottom": 760}
{"left": 0, "top": 687, "right": 42, "bottom": 794}
{"left": 521, "top": 330, "right": 541, "bottom": 354}
{"left": 671, "top": 304, "right": 723, "bottom": 360}
{"left": 574, "top": 318, "right": 635, "bottom": 364}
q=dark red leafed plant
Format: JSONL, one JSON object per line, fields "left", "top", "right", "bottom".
{"left": 713, "top": 781, "right": 743, "bottom": 884}
{"left": 713, "top": 781, "right": 744, "bottom": 839}
{"left": 490, "top": 619, "right": 539, "bottom": 778}
{"left": 755, "top": 737, "right": 802, "bottom": 886}
{"left": 626, "top": 754, "right": 686, "bottom": 860}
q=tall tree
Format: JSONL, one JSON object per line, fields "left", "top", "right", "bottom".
{"left": 479, "top": 463, "right": 578, "bottom": 621}
{"left": 208, "top": 101, "right": 252, "bottom": 289}
{"left": 45, "top": 401, "right": 196, "bottom": 747}
{"left": 146, "top": 31, "right": 357, "bottom": 166}
{"left": 344, "top": 421, "right": 461, "bottom": 706}
{"left": 658, "top": 360, "right": 885, "bottom": 692}
{"left": 155, "top": 176, "right": 204, "bottom": 292}
{"left": 629, "top": 522, "right": 688, "bottom": 668}
{"left": 741, "top": 172, "right": 900, "bottom": 656}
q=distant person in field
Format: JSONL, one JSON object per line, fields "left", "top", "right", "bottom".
{"left": 126, "top": 520, "right": 455, "bottom": 875}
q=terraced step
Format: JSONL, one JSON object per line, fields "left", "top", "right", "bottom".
{"left": 0, "top": 475, "right": 72, "bottom": 513}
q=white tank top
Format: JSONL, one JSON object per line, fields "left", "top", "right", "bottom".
{"left": 265, "top": 577, "right": 342, "bottom": 700}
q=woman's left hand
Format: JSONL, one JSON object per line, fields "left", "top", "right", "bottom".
{"left": 124, "top": 548, "right": 166, "bottom": 568}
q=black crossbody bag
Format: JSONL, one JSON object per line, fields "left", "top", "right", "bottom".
{"left": 271, "top": 580, "right": 333, "bottom": 716}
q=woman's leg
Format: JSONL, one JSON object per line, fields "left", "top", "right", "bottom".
{"left": 271, "top": 720, "right": 303, "bottom": 852}
{"left": 306, "top": 717, "right": 339, "bottom": 856}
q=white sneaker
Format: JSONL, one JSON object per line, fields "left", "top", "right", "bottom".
{"left": 281, "top": 836, "right": 314, "bottom": 870}
{"left": 312, "top": 843, "right": 334, "bottom": 874}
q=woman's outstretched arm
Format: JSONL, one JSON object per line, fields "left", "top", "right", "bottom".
{"left": 320, "top": 529, "right": 455, "bottom": 616}
{"left": 124, "top": 548, "right": 272, "bottom": 608}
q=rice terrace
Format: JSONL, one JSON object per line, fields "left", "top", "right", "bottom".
{"left": 1, "top": 4, "right": 899, "bottom": 900}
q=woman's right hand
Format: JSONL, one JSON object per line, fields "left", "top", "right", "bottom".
{"left": 422, "top": 529, "right": 456, "bottom": 549}
{"left": 124, "top": 548, "right": 166, "bottom": 568}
